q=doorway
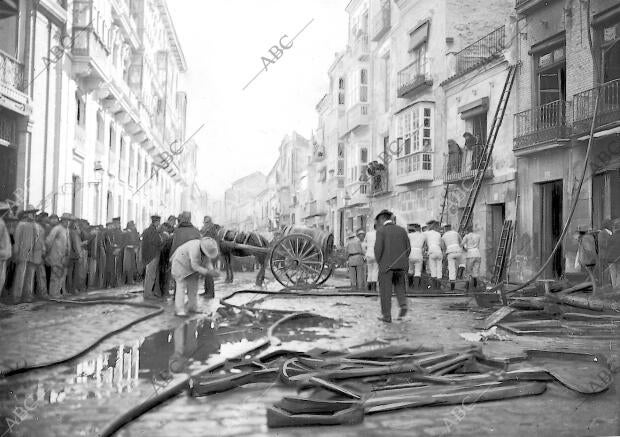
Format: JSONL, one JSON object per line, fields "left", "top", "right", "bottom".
{"left": 339, "top": 210, "right": 345, "bottom": 246}
{"left": 487, "top": 203, "right": 506, "bottom": 273}
{"left": 0, "top": 145, "right": 17, "bottom": 201}
{"left": 539, "top": 180, "right": 563, "bottom": 278}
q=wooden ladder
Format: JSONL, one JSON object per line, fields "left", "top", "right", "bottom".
{"left": 458, "top": 64, "right": 517, "bottom": 236}
{"left": 491, "top": 219, "right": 514, "bottom": 285}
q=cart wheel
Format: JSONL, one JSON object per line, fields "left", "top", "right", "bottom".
{"left": 270, "top": 234, "right": 324, "bottom": 288}
{"left": 316, "top": 262, "right": 334, "bottom": 285}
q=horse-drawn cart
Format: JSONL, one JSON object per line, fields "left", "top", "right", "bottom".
{"left": 216, "top": 225, "right": 335, "bottom": 288}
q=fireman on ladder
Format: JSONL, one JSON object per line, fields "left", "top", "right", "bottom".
{"left": 408, "top": 223, "right": 426, "bottom": 290}
{"left": 442, "top": 224, "right": 464, "bottom": 291}
{"left": 425, "top": 220, "right": 443, "bottom": 290}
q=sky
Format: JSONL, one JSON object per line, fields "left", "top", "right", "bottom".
{"left": 167, "top": 0, "right": 349, "bottom": 199}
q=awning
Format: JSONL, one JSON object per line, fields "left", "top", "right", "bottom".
{"left": 459, "top": 97, "right": 489, "bottom": 119}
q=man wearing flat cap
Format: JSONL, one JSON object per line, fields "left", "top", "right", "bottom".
{"left": 374, "top": 209, "right": 410, "bottom": 322}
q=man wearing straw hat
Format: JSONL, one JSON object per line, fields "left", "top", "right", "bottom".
{"left": 171, "top": 237, "right": 220, "bottom": 316}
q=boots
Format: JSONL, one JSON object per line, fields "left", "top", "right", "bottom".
{"left": 413, "top": 276, "right": 421, "bottom": 290}
{"left": 457, "top": 266, "right": 465, "bottom": 280}
{"left": 450, "top": 281, "right": 456, "bottom": 291}
{"left": 465, "top": 280, "right": 470, "bottom": 292}
{"left": 472, "top": 278, "right": 478, "bottom": 289}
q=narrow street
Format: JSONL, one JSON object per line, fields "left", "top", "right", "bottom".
{"left": 1, "top": 272, "right": 618, "bottom": 436}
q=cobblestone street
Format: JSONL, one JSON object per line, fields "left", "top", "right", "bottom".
{"left": 1, "top": 272, "right": 618, "bottom": 436}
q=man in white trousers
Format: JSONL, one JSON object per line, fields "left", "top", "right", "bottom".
{"left": 408, "top": 224, "right": 426, "bottom": 290}
{"left": 442, "top": 224, "right": 464, "bottom": 291}
{"left": 425, "top": 220, "right": 443, "bottom": 290}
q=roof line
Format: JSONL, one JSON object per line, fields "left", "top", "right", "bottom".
{"left": 154, "top": 0, "right": 187, "bottom": 72}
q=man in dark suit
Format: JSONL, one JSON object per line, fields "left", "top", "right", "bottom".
{"left": 374, "top": 209, "right": 411, "bottom": 323}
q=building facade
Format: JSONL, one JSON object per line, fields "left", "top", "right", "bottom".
{"left": 512, "top": 0, "right": 620, "bottom": 280}
{"left": 0, "top": 0, "right": 205, "bottom": 230}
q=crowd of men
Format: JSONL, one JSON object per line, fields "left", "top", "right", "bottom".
{"left": 346, "top": 215, "right": 483, "bottom": 295}
{"left": 0, "top": 200, "right": 218, "bottom": 306}
{"left": 346, "top": 211, "right": 620, "bottom": 322}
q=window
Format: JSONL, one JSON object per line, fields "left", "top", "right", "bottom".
{"left": 466, "top": 112, "right": 487, "bottom": 145}
{"left": 118, "top": 136, "right": 125, "bottom": 178}
{"left": 360, "top": 69, "right": 368, "bottom": 103}
{"left": 397, "top": 106, "right": 433, "bottom": 157}
{"left": 360, "top": 147, "right": 368, "bottom": 164}
{"left": 338, "top": 77, "right": 345, "bottom": 105}
{"left": 383, "top": 54, "right": 390, "bottom": 112}
{"left": 96, "top": 111, "right": 104, "bottom": 143}
{"left": 109, "top": 123, "right": 116, "bottom": 150}
{"left": 337, "top": 142, "right": 345, "bottom": 176}
{"left": 408, "top": 21, "right": 429, "bottom": 75}
{"left": 536, "top": 44, "right": 566, "bottom": 105}
{"left": 75, "top": 92, "right": 86, "bottom": 127}
{"left": 601, "top": 20, "right": 620, "bottom": 82}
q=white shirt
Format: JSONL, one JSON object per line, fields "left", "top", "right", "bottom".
{"left": 442, "top": 230, "right": 462, "bottom": 254}
{"left": 364, "top": 230, "right": 376, "bottom": 258}
{"left": 425, "top": 230, "right": 442, "bottom": 251}
{"left": 462, "top": 232, "right": 481, "bottom": 258}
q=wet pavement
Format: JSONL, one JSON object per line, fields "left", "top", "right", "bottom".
{"left": 0, "top": 271, "right": 619, "bottom": 436}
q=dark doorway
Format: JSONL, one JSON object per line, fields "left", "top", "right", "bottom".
{"left": 106, "top": 191, "right": 113, "bottom": 223}
{"left": 592, "top": 169, "right": 620, "bottom": 228}
{"left": 339, "top": 210, "right": 345, "bottom": 246}
{"left": 0, "top": 144, "right": 17, "bottom": 201}
{"left": 487, "top": 203, "right": 506, "bottom": 274}
{"left": 540, "top": 180, "right": 563, "bottom": 278}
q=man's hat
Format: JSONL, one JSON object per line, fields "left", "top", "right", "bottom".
{"left": 167, "top": 215, "right": 177, "bottom": 222}
{"left": 151, "top": 214, "right": 161, "bottom": 221}
{"left": 0, "top": 201, "right": 10, "bottom": 211}
{"left": 375, "top": 209, "right": 392, "bottom": 220}
{"left": 112, "top": 217, "right": 121, "bottom": 222}
{"left": 200, "top": 237, "right": 219, "bottom": 259}
{"left": 443, "top": 224, "right": 452, "bottom": 229}
{"left": 23, "top": 204, "right": 39, "bottom": 213}
{"left": 37, "top": 212, "right": 49, "bottom": 219}
{"left": 356, "top": 229, "right": 365, "bottom": 236}
{"left": 60, "top": 213, "right": 74, "bottom": 221}
{"left": 49, "top": 214, "right": 59, "bottom": 220}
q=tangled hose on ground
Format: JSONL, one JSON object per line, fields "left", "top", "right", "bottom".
{"left": 99, "top": 312, "right": 316, "bottom": 437}
{"left": 1, "top": 297, "right": 165, "bottom": 378}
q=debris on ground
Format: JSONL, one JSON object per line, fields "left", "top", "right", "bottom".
{"left": 460, "top": 326, "right": 510, "bottom": 342}
{"left": 187, "top": 342, "right": 614, "bottom": 428}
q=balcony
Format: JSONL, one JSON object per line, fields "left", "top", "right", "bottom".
{"left": 346, "top": 181, "right": 369, "bottom": 206}
{"left": 369, "top": 169, "right": 389, "bottom": 196}
{"left": 327, "top": 175, "right": 344, "bottom": 198}
{"left": 304, "top": 200, "right": 327, "bottom": 219}
{"left": 514, "top": 100, "right": 569, "bottom": 152}
{"left": 395, "top": 152, "right": 434, "bottom": 185}
{"left": 443, "top": 144, "right": 493, "bottom": 184}
{"left": 573, "top": 79, "right": 620, "bottom": 136}
{"left": 347, "top": 102, "right": 369, "bottom": 133}
{"left": 372, "top": 2, "right": 391, "bottom": 41}
{"left": 352, "top": 33, "right": 369, "bottom": 61}
{"left": 454, "top": 26, "right": 506, "bottom": 78}
{"left": 397, "top": 59, "right": 432, "bottom": 98}
{"left": 0, "top": 49, "right": 25, "bottom": 92}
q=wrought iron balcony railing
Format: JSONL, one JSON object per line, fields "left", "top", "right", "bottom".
{"left": 397, "top": 59, "right": 432, "bottom": 98}
{"left": 443, "top": 144, "right": 493, "bottom": 183}
{"left": 0, "top": 49, "right": 25, "bottom": 92}
{"left": 372, "top": 2, "right": 391, "bottom": 41}
{"left": 455, "top": 26, "right": 506, "bottom": 77}
{"left": 573, "top": 78, "right": 620, "bottom": 135}
{"left": 514, "top": 100, "right": 569, "bottom": 150}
